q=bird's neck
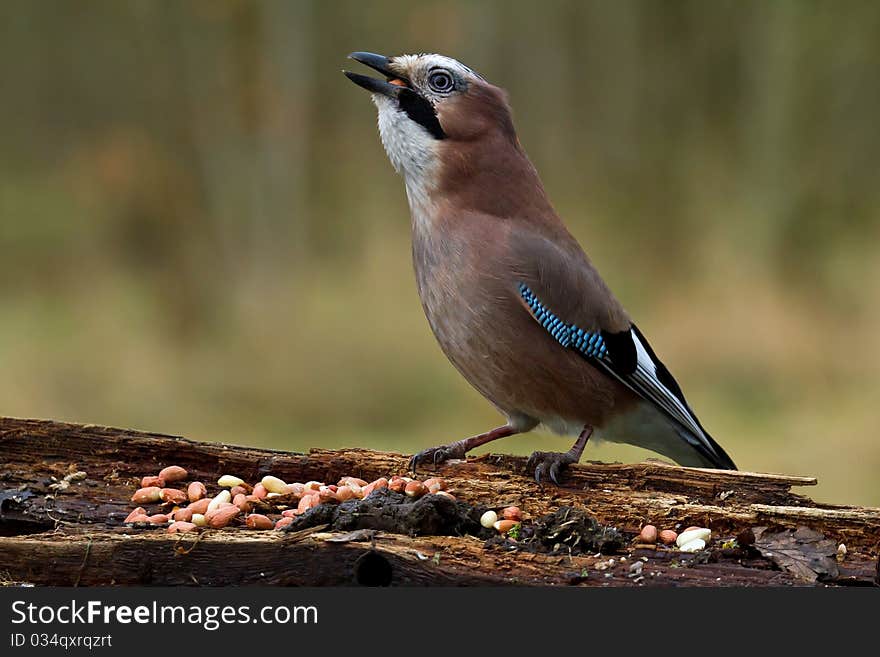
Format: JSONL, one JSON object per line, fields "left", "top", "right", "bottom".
{"left": 433, "top": 131, "right": 558, "bottom": 222}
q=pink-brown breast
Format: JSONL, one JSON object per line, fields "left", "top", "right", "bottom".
{"left": 411, "top": 207, "right": 637, "bottom": 434}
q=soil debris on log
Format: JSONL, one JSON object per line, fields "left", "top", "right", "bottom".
{"left": 285, "top": 488, "right": 484, "bottom": 536}
{"left": 524, "top": 507, "right": 625, "bottom": 555}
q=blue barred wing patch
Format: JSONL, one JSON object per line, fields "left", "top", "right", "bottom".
{"left": 518, "top": 282, "right": 607, "bottom": 359}
{"left": 517, "top": 283, "right": 736, "bottom": 469}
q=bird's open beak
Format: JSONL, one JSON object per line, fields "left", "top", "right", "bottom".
{"left": 344, "top": 51, "right": 410, "bottom": 98}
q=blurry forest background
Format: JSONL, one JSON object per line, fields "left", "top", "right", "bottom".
{"left": 1, "top": 0, "right": 878, "bottom": 505}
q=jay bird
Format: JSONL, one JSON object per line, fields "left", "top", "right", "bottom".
{"left": 344, "top": 52, "right": 737, "bottom": 483}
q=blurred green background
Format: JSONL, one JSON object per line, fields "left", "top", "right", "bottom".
{"left": 1, "top": 0, "right": 878, "bottom": 505}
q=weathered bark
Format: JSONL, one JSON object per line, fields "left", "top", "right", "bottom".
{"left": 1, "top": 417, "right": 877, "bottom": 586}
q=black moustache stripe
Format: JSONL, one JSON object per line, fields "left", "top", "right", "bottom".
{"left": 398, "top": 89, "right": 446, "bottom": 139}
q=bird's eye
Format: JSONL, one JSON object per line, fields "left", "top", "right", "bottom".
{"left": 428, "top": 70, "right": 454, "bottom": 93}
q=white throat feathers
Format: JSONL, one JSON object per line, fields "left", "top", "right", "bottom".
{"left": 373, "top": 94, "right": 439, "bottom": 216}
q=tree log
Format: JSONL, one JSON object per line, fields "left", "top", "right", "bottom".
{"left": 1, "top": 417, "right": 877, "bottom": 586}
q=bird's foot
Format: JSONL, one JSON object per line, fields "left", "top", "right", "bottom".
{"left": 526, "top": 450, "right": 577, "bottom": 485}
{"left": 409, "top": 441, "right": 467, "bottom": 474}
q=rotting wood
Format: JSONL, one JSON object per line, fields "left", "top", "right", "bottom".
{"left": 2, "top": 525, "right": 875, "bottom": 587}
{"left": 1, "top": 417, "right": 878, "bottom": 587}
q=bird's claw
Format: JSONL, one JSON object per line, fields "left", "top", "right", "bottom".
{"left": 526, "top": 450, "right": 576, "bottom": 486}
{"left": 409, "top": 442, "right": 467, "bottom": 474}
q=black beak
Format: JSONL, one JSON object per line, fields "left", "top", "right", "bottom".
{"left": 344, "top": 51, "right": 409, "bottom": 98}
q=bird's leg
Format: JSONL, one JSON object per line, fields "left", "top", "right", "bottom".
{"left": 409, "top": 424, "right": 519, "bottom": 473}
{"left": 527, "top": 426, "right": 593, "bottom": 485}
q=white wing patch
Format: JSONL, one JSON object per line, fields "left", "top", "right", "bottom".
{"left": 631, "top": 331, "right": 656, "bottom": 376}
{"left": 610, "top": 330, "right": 711, "bottom": 452}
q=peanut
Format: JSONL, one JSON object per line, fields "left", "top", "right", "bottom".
{"left": 141, "top": 475, "right": 164, "bottom": 488}
{"left": 334, "top": 486, "right": 355, "bottom": 502}
{"left": 206, "top": 505, "right": 240, "bottom": 528}
{"left": 172, "top": 507, "right": 194, "bottom": 523}
{"left": 160, "top": 488, "right": 188, "bottom": 505}
{"left": 187, "top": 481, "right": 207, "bottom": 502}
{"left": 493, "top": 519, "right": 519, "bottom": 534}
{"left": 338, "top": 476, "right": 368, "bottom": 488}
{"left": 659, "top": 530, "right": 678, "bottom": 545}
{"left": 676, "top": 528, "right": 711, "bottom": 547}
{"left": 124, "top": 507, "right": 147, "bottom": 523}
{"left": 502, "top": 506, "right": 522, "bottom": 521}
{"left": 261, "top": 475, "right": 288, "bottom": 494}
{"left": 217, "top": 475, "right": 245, "bottom": 488}
{"left": 362, "top": 477, "right": 389, "bottom": 498}
{"left": 158, "top": 465, "right": 187, "bottom": 483}
{"left": 638, "top": 525, "right": 658, "bottom": 544}
{"left": 678, "top": 538, "right": 706, "bottom": 553}
{"left": 295, "top": 494, "right": 319, "bottom": 514}
{"left": 245, "top": 514, "right": 274, "bottom": 530}
{"left": 206, "top": 490, "right": 231, "bottom": 513}
{"left": 423, "top": 477, "right": 447, "bottom": 493}
{"left": 233, "top": 493, "right": 251, "bottom": 512}
{"left": 131, "top": 487, "right": 162, "bottom": 504}
{"left": 187, "top": 498, "right": 210, "bottom": 515}
{"left": 404, "top": 481, "right": 427, "bottom": 498}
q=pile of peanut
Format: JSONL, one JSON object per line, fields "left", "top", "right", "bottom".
{"left": 636, "top": 524, "right": 712, "bottom": 552}
{"left": 479, "top": 506, "right": 523, "bottom": 535}
{"left": 125, "top": 466, "right": 454, "bottom": 534}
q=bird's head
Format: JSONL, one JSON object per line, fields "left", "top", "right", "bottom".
{"left": 344, "top": 51, "right": 519, "bottom": 205}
